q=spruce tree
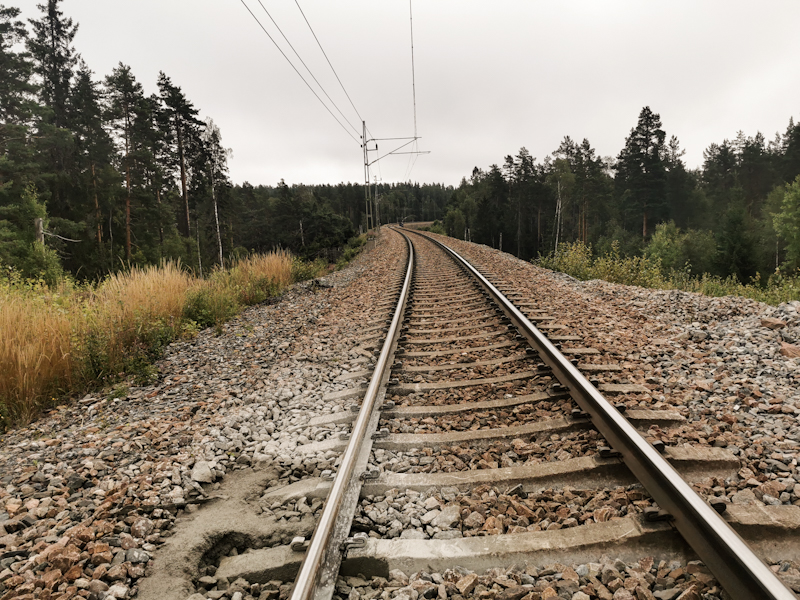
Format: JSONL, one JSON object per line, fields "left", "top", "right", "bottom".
{"left": 0, "top": 5, "right": 37, "bottom": 200}
{"left": 105, "top": 63, "right": 145, "bottom": 262}
{"left": 26, "top": 0, "right": 77, "bottom": 129}
{"left": 70, "top": 62, "right": 116, "bottom": 271}
{"left": 616, "top": 106, "right": 667, "bottom": 239}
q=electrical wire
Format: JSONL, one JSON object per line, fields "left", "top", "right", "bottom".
{"left": 238, "top": 0, "right": 359, "bottom": 144}
{"left": 294, "top": 0, "right": 364, "bottom": 125}
{"left": 409, "top": 0, "right": 418, "bottom": 139}
{"left": 405, "top": 0, "right": 420, "bottom": 182}
{"left": 254, "top": 0, "right": 361, "bottom": 137}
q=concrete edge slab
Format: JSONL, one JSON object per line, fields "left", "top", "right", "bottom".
{"left": 216, "top": 546, "right": 304, "bottom": 584}
{"left": 342, "top": 516, "right": 680, "bottom": 577}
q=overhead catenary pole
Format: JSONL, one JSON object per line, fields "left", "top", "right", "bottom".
{"left": 362, "top": 121, "right": 371, "bottom": 231}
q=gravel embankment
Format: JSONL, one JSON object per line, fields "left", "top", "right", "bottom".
{"left": 0, "top": 232, "right": 406, "bottom": 600}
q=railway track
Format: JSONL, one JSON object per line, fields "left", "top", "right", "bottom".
{"left": 192, "top": 228, "right": 798, "bottom": 600}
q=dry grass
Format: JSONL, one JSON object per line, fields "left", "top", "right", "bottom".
{"left": 0, "top": 251, "right": 297, "bottom": 429}
{"left": 0, "top": 282, "right": 78, "bottom": 424}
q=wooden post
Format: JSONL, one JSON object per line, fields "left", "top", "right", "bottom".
{"left": 35, "top": 218, "right": 44, "bottom": 245}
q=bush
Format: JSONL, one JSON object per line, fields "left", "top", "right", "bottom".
{"left": 292, "top": 257, "right": 327, "bottom": 281}
{"left": 425, "top": 220, "right": 447, "bottom": 235}
{"left": 336, "top": 234, "right": 368, "bottom": 269}
{"left": 537, "top": 238, "right": 800, "bottom": 306}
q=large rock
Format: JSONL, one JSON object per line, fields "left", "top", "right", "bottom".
{"left": 456, "top": 573, "right": 478, "bottom": 595}
{"left": 191, "top": 461, "right": 214, "bottom": 483}
{"left": 761, "top": 317, "right": 787, "bottom": 330}
{"left": 431, "top": 505, "right": 461, "bottom": 529}
{"left": 131, "top": 517, "right": 154, "bottom": 539}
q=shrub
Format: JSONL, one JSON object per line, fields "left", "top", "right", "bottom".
{"left": 292, "top": 257, "right": 327, "bottom": 281}
{"left": 336, "top": 234, "right": 368, "bottom": 269}
{"left": 537, "top": 238, "right": 800, "bottom": 306}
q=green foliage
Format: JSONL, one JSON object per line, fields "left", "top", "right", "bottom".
{"left": 292, "top": 257, "right": 327, "bottom": 281}
{"left": 717, "top": 200, "right": 757, "bottom": 281}
{"left": 773, "top": 176, "right": 800, "bottom": 268}
{"left": 592, "top": 241, "right": 664, "bottom": 288}
{"left": 443, "top": 208, "right": 466, "bottom": 239}
{"left": 537, "top": 241, "right": 594, "bottom": 281}
{"left": 0, "top": 184, "right": 65, "bottom": 284}
{"left": 537, "top": 239, "right": 800, "bottom": 306}
{"left": 425, "top": 220, "right": 447, "bottom": 235}
{"left": 542, "top": 241, "right": 664, "bottom": 288}
{"left": 184, "top": 284, "right": 239, "bottom": 331}
{"left": 335, "top": 234, "right": 367, "bottom": 269}
{"left": 644, "top": 221, "right": 717, "bottom": 276}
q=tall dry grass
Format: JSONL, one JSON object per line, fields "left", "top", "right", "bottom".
{"left": 0, "top": 251, "right": 298, "bottom": 429}
{"left": 0, "top": 282, "right": 79, "bottom": 424}
{"left": 84, "top": 262, "right": 195, "bottom": 381}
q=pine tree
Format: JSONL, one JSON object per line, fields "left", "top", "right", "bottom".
{"left": 616, "top": 106, "right": 667, "bottom": 239}
{"left": 157, "top": 72, "right": 204, "bottom": 237}
{"left": 105, "top": 63, "right": 146, "bottom": 262}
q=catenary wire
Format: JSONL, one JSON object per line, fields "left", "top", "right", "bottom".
{"left": 238, "top": 0, "right": 359, "bottom": 144}
{"left": 409, "top": 0, "right": 418, "bottom": 139}
{"left": 254, "top": 0, "right": 361, "bottom": 137}
{"left": 294, "top": 0, "right": 364, "bottom": 126}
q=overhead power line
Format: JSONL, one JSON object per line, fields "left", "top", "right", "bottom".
{"left": 409, "top": 0, "right": 418, "bottom": 140}
{"left": 294, "top": 0, "right": 364, "bottom": 124}
{"left": 255, "top": 0, "right": 361, "bottom": 137}
{"left": 405, "top": 0, "right": 420, "bottom": 182}
{"left": 238, "top": 0, "right": 359, "bottom": 144}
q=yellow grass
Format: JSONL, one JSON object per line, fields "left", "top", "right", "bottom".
{"left": 0, "top": 283, "right": 78, "bottom": 423}
{"left": 0, "top": 251, "right": 296, "bottom": 429}
{"left": 88, "top": 262, "right": 194, "bottom": 371}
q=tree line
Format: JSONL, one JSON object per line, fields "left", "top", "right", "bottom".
{"left": 0, "top": 1, "right": 453, "bottom": 282}
{"left": 7, "top": 2, "right": 800, "bottom": 286}
{"left": 444, "top": 106, "right": 800, "bottom": 282}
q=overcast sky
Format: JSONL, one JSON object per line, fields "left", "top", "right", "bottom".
{"left": 20, "top": 0, "right": 800, "bottom": 187}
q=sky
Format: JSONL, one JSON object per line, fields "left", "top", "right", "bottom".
{"left": 17, "top": 0, "right": 800, "bottom": 187}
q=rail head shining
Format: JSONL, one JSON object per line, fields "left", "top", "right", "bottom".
{"left": 290, "top": 233, "right": 414, "bottom": 600}
{"left": 408, "top": 230, "right": 796, "bottom": 600}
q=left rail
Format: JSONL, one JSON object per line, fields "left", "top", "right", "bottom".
{"left": 289, "top": 231, "right": 414, "bottom": 600}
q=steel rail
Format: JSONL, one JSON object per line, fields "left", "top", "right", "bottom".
{"left": 404, "top": 229, "right": 796, "bottom": 600}
{"left": 289, "top": 234, "right": 414, "bottom": 600}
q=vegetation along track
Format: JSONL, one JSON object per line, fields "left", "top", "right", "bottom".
{"left": 149, "top": 228, "right": 800, "bottom": 600}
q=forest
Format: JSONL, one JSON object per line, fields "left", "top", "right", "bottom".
{"left": 443, "top": 106, "right": 800, "bottom": 283}
{"left": 1, "top": 2, "right": 454, "bottom": 283}
{"left": 4, "top": 1, "right": 800, "bottom": 289}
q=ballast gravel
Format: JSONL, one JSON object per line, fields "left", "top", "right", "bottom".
{"left": 426, "top": 232, "right": 800, "bottom": 509}
{"left": 3, "top": 226, "right": 800, "bottom": 599}
{"left": 0, "top": 232, "right": 406, "bottom": 600}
